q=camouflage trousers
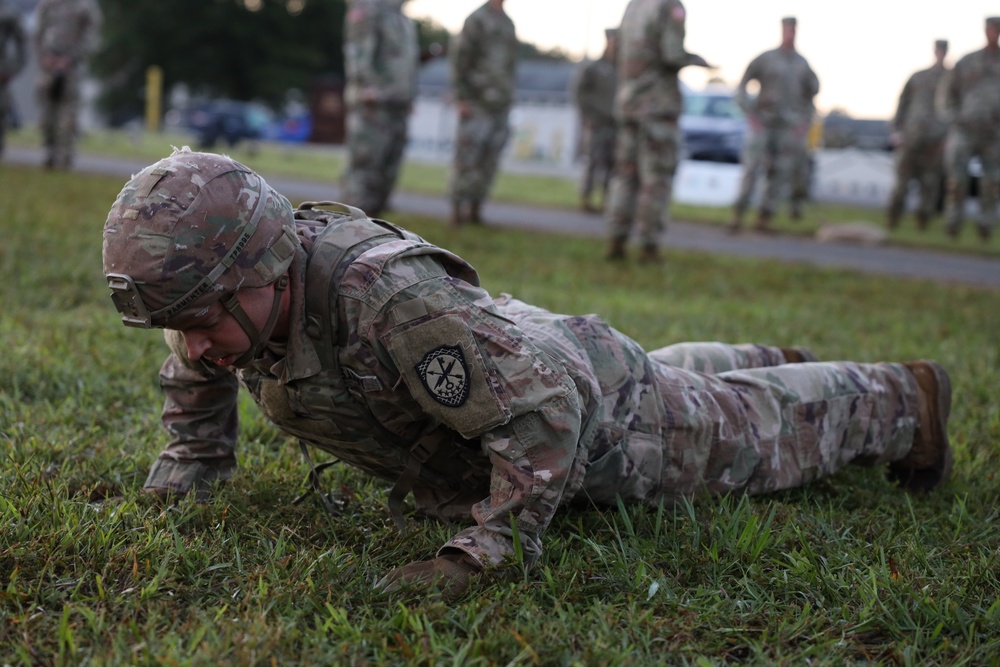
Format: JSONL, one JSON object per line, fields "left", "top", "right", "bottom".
{"left": 341, "top": 103, "right": 410, "bottom": 217}
{"left": 449, "top": 106, "right": 511, "bottom": 207}
{"left": 734, "top": 123, "right": 809, "bottom": 216}
{"left": 622, "top": 342, "right": 918, "bottom": 502}
{"left": 36, "top": 68, "right": 82, "bottom": 169}
{"left": 888, "top": 134, "right": 946, "bottom": 224}
{"left": 606, "top": 117, "right": 680, "bottom": 247}
{"left": 580, "top": 119, "right": 617, "bottom": 203}
{"left": 943, "top": 127, "right": 1000, "bottom": 235}
{"left": 0, "top": 83, "right": 10, "bottom": 156}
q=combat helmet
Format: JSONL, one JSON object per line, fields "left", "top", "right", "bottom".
{"left": 103, "top": 147, "right": 299, "bottom": 365}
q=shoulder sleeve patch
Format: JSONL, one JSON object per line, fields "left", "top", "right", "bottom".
{"left": 382, "top": 313, "right": 511, "bottom": 438}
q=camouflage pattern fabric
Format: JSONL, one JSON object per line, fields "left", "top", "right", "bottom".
{"left": 605, "top": 117, "right": 679, "bottom": 246}
{"left": 32, "top": 0, "right": 101, "bottom": 169}
{"left": 938, "top": 45, "right": 1000, "bottom": 236}
{"left": 144, "top": 205, "right": 922, "bottom": 570}
{"left": 449, "top": 105, "right": 511, "bottom": 208}
{"left": 448, "top": 1, "right": 517, "bottom": 209}
{"left": 341, "top": 0, "right": 418, "bottom": 217}
{"left": 735, "top": 124, "right": 809, "bottom": 217}
{"left": 450, "top": 2, "right": 518, "bottom": 113}
{"left": 0, "top": 0, "right": 26, "bottom": 157}
{"left": 572, "top": 55, "right": 618, "bottom": 204}
{"left": 606, "top": 0, "right": 699, "bottom": 248}
{"left": 887, "top": 63, "right": 949, "bottom": 225}
{"left": 734, "top": 47, "right": 819, "bottom": 216}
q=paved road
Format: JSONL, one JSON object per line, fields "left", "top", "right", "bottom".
{"left": 6, "top": 147, "right": 999, "bottom": 289}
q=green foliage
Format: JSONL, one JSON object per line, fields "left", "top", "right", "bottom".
{"left": 1, "top": 164, "right": 999, "bottom": 665}
{"left": 92, "top": 0, "right": 348, "bottom": 120}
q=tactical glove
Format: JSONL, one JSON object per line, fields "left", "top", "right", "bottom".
{"left": 375, "top": 552, "right": 483, "bottom": 598}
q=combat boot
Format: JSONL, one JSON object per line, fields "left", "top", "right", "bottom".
{"left": 638, "top": 244, "right": 662, "bottom": 264}
{"left": 887, "top": 360, "right": 953, "bottom": 493}
{"left": 449, "top": 203, "right": 467, "bottom": 228}
{"left": 790, "top": 201, "right": 804, "bottom": 221}
{"left": 915, "top": 211, "right": 931, "bottom": 231}
{"left": 727, "top": 206, "right": 745, "bottom": 234}
{"left": 580, "top": 197, "right": 598, "bottom": 214}
{"left": 469, "top": 201, "right": 484, "bottom": 225}
{"left": 977, "top": 226, "right": 992, "bottom": 242}
{"left": 606, "top": 238, "right": 627, "bottom": 261}
{"left": 780, "top": 347, "right": 818, "bottom": 363}
{"left": 753, "top": 210, "right": 774, "bottom": 233}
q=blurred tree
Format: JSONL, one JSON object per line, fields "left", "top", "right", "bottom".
{"left": 92, "top": 0, "right": 346, "bottom": 124}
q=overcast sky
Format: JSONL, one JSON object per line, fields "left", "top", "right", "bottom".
{"left": 405, "top": 0, "right": 999, "bottom": 119}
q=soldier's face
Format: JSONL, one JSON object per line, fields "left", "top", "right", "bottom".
{"left": 176, "top": 285, "right": 281, "bottom": 367}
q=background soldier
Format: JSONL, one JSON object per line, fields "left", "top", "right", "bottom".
{"left": 33, "top": 0, "right": 101, "bottom": 170}
{"left": 887, "top": 40, "right": 950, "bottom": 231}
{"left": 938, "top": 17, "right": 1000, "bottom": 242}
{"left": 448, "top": 0, "right": 518, "bottom": 227}
{"left": 341, "top": 0, "right": 418, "bottom": 219}
{"left": 572, "top": 28, "right": 618, "bottom": 214}
{"left": 605, "top": 0, "right": 710, "bottom": 263}
{"left": 730, "top": 16, "right": 819, "bottom": 233}
{"left": 0, "top": 0, "right": 26, "bottom": 159}
{"left": 102, "top": 149, "right": 954, "bottom": 597}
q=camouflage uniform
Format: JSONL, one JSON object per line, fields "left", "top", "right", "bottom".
{"left": 605, "top": 0, "right": 705, "bottom": 259}
{"left": 0, "top": 0, "right": 26, "bottom": 158}
{"left": 938, "top": 23, "right": 1000, "bottom": 240}
{"left": 572, "top": 42, "right": 618, "bottom": 211}
{"left": 888, "top": 53, "right": 949, "bottom": 229}
{"left": 104, "top": 158, "right": 924, "bottom": 571}
{"left": 341, "top": 0, "right": 418, "bottom": 218}
{"left": 733, "top": 39, "right": 819, "bottom": 224}
{"left": 33, "top": 0, "right": 101, "bottom": 170}
{"left": 448, "top": 1, "right": 518, "bottom": 221}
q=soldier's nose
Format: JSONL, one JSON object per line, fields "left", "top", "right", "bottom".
{"left": 181, "top": 332, "right": 212, "bottom": 361}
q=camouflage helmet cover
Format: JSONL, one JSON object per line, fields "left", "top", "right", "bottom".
{"left": 103, "top": 148, "right": 299, "bottom": 328}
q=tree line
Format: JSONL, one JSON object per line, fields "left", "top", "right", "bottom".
{"left": 91, "top": 0, "right": 566, "bottom": 123}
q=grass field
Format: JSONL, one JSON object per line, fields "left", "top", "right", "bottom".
{"left": 1, "top": 162, "right": 999, "bottom": 666}
{"left": 8, "top": 127, "right": 1000, "bottom": 258}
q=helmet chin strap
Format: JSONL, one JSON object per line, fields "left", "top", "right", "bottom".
{"left": 221, "top": 275, "right": 289, "bottom": 368}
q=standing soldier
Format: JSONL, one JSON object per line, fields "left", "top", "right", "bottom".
{"left": 886, "top": 40, "right": 950, "bottom": 231}
{"left": 448, "top": 0, "right": 518, "bottom": 227}
{"left": 0, "top": 0, "right": 26, "bottom": 159}
{"left": 341, "top": 0, "right": 419, "bottom": 219}
{"left": 572, "top": 28, "right": 618, "bottom": 214}
{"left": 101, "top": 148, "right": 954, "bottom": 598}
{"left": 33, "top": 0, "right": 102, "bottom": 170}
{"left": 938, "top": 17, "right": 1000, "bottom": 242}
{"left": 730, "top": 17, "right": 819, "bottom": 233}
{"left": 605, "top": 0, "right": 710, "bottom": 263}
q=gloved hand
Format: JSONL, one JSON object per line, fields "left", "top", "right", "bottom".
{"left": 375, "top": 552, "right": 482, "bottom": 598}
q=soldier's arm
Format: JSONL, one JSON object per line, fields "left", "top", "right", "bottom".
{"left": 892, "top": 77, "right": 913, "bottom": 133}
{"left": 344, "top": 4, "right": 380, "bottom": 100}
{"left": 146, "top": 330, "right": 241, "bottom": 495}
{"left": 936, "top": 64, "right": 960, "bottom": 124}
{"left": 804, "top": 62, "right": 819, "bottom": 98}
{"left": 83, "top": 0, "right": 102, "bottom": 58}
{"left": 735, "top": 57, "right": 761, "bottom": 115}
{"left": 450, "top": 13, "right": 481, "bottom": 103}
{"left": 375, "top": 275, "right": 584, "bottom": 571}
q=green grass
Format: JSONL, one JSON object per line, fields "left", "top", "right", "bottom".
{"left": 1, "top": 163, "right": 999, "bottom": 665}
{"left": 8, "top": 126, "right": 1000, "bottom": 258}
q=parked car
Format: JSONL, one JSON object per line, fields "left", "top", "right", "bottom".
{"left": 679, "top": 86, "right": 746, "bottom": 163}
{"left": 179, "top": 99, "right": 274, "bottom": 149}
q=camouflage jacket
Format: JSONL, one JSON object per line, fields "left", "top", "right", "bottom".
{"left": 736, "top": 47, "right": 819, "bottom": 129}
{"left": 0, "top": 0, "right": 26, "bottom": 79}
{"left": 892, "top": 64, "right": 949, "bottom": 140}
{"left": 157, "top": 205, "right": 667, "bottom": 569}
{"left": 572, "top": 55, "right": 617, "bottom": 125}
{"left": 938, "top": 46, "right": 1000, "bottom": 135}
{"left": 33, "top": 0, "right": 101, "bottom": 64}
{"left": 450, "top": 2, "right": 518, "bottom": 112}
{"left": 615, "top": 0, "right": 701, "bottom": 121}
{"left": 343, "top": 0, "right": 418, "bottom": 107}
